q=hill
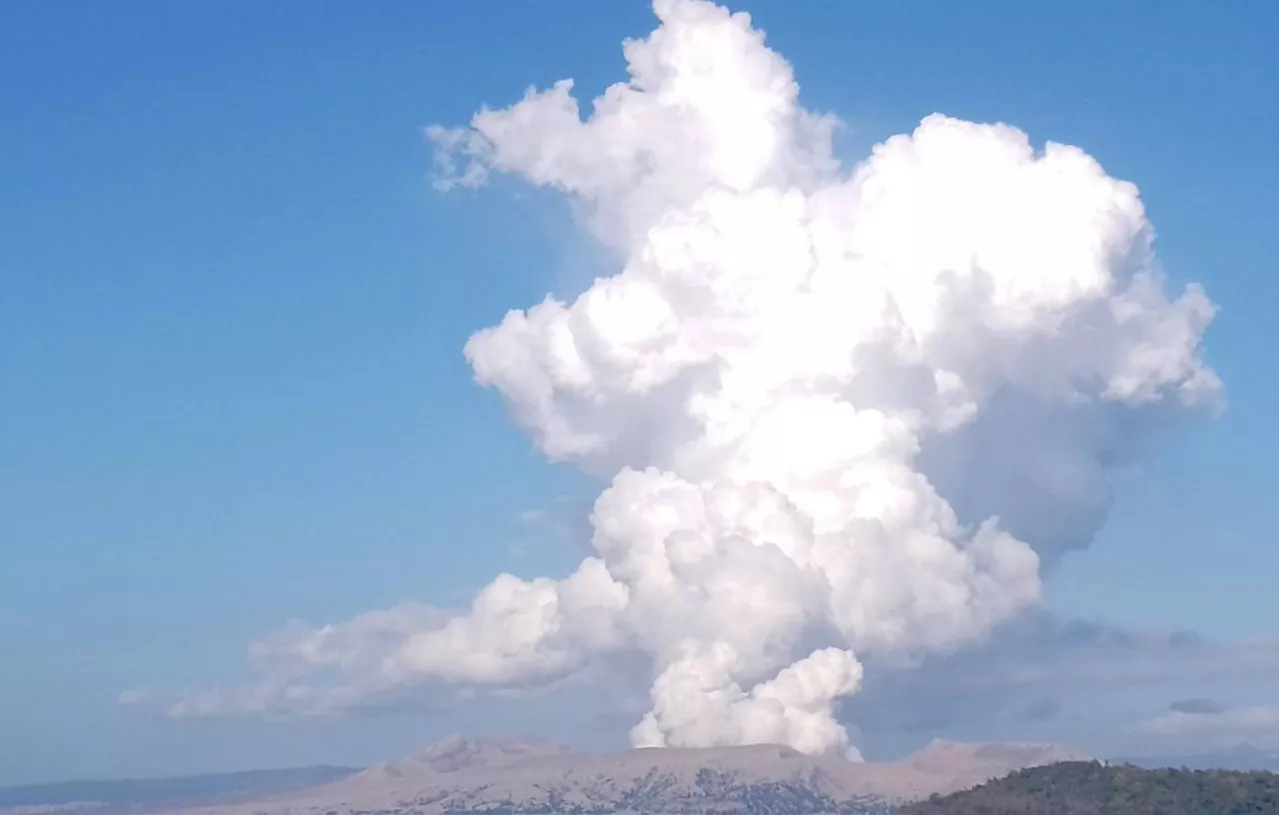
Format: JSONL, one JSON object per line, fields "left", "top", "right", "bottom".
{"left": 164, "top": 735, "right": 1088, "bottom": 815}
{"left": 897, "top": 760, "right": 1279, "bottom": 814}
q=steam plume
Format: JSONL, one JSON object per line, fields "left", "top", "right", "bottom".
{"left": 133, "top": 0, "right": 1220, "bottom": 757}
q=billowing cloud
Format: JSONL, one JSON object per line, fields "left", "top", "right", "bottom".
{"left": 127, "top": 0, "right": 1220, "bottom": 757}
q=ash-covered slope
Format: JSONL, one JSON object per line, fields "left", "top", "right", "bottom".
{"left": 172, "top": 736, "right": 1088, "bottom": 815}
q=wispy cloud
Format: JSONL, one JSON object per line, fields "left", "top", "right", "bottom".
{"left": 120, "top": 603, "right": 452, "bottom": 719}
{"left": 1167, "top": 697, "right": 1225, "bottom": 715}
{"left": 514, "top": 508, "right": 548, "bottom": 526}
{"left": 506, "top": 497, "right": 596, "bottom": 563}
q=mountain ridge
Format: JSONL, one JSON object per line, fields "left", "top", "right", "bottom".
{"left": 162, "top": 735, "right": 1090, "bottom": 815}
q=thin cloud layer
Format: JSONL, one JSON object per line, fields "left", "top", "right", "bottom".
{"left": 1136, "top": 705, "right": 1279, "bottom": 748}
{"left": 838, "top": 615, "right": 1277, "bottom": 758}
{"left": 1168, "top": 697, "right": 1226, "bottom": 716}
{"left": 127, "top": 0, "right": 1221, "bottom": 757}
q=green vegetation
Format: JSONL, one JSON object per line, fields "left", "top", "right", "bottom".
{"left": 898, "top": 760, "right": 1278, "bottom": 815}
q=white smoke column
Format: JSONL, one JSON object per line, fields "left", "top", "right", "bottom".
{"left": 158, "top": 0, "right": 1219, "bottom": 754}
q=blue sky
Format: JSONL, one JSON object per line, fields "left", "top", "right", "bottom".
{"left": 0, "top": 0, "right": 1275, "bottom": 785}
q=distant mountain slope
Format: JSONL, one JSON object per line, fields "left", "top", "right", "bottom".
{"left": 353, "top": 734, "right": 571, "bottom": 781}
{"left": 0, "top": 767, "right": 359, "bottom": 811}
{"left": 897, "top": 761, "right": 1279, "bottom": 814}
{"left": 167, "top": 735, "right": 1089, "bottom": 815}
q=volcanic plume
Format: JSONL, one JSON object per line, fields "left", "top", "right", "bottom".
{"left": 143, "top": 0, "right": 1220, "bottom": 758}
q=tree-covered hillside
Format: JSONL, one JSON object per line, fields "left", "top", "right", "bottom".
{"left": 898, "top": 760, "right": 1278, "bottom": 814}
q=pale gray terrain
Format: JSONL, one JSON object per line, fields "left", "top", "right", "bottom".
{"left": 156, "top": 735, "right": 1089, "bottom": 815}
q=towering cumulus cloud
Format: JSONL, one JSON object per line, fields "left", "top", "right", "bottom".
{"left": 135, "top": 0, "right": 1220, "bottom": 757}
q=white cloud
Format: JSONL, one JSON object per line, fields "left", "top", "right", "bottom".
{"left": 515, "top": 508, "right": 548, "bottom": 526}
{"left": 128, "top": 0, "right": 1220, "bottom": 757}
